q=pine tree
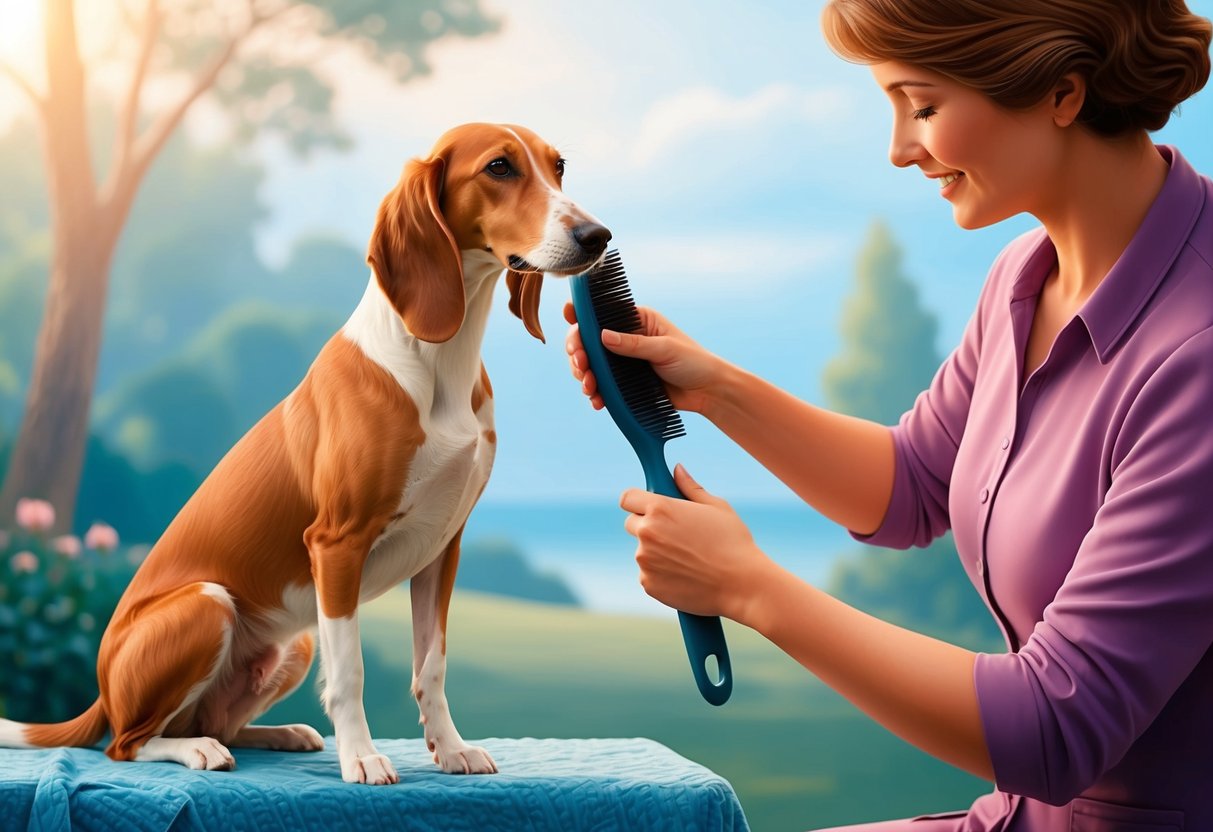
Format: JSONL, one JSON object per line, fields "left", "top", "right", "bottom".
{"left": 822, "top": 220, "right": 940, "bottom": 425}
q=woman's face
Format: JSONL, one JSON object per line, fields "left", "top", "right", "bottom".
{"left": 870, "top": 61, "right": 1062, "bottom": 229}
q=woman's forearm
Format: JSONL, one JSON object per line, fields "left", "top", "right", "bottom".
{"left": 741, "top": 561, "right": 994, "bottom": 781}
{"left": 701, "top": 362, "right": 896, "bottom": 535}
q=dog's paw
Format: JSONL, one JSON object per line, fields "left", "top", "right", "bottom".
{"left": 434, "top": 743, "right": 498, "bottom": 775}
{"left": 342, "top": 753, "right": 399, "bottom": 785}
{"left": 136, "top": 736, "right": 236, "bottom": 771}
{"left": 185, "top": 737, "right": 237, "bottom": 771}
{"left": 271, "top": 724, "right": 325, "bottom": 752}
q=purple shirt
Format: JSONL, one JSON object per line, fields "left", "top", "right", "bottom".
{"left": 856, "top": 146, "right": 1213, "bottom": 831}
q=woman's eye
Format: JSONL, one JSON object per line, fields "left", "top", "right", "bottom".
{"left": 555, "top": 158, "right": 566, "bottom": 177}
{"left": 486, "top": 158, "right": 512, "bottom": 177}
{"left": 911, "top": 105, "right": 937, "bottom": 121}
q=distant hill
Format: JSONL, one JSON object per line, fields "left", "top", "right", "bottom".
{"left": 458, "top": 536, "right": 581, "bottom": 607}
{"left": 92, "top": 302, "right": 339, "bottom": 476}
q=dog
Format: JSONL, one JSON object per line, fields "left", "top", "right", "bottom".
{"left": 0, "top": 123, "right": 611, "bottom": 785}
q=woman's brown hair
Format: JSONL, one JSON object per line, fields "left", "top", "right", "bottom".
{"left": 821, "top": 0, "right": 1211, "bottom": 136}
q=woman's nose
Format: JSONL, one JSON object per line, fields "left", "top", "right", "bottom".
{"left": 888, "top": 122, "right": 925, "bottom": 169}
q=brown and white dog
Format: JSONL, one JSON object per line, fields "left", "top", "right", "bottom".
{"left": 0, "top": 123, "right": 610, "bottom": 785}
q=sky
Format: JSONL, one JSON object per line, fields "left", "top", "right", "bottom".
{"left": 3, "top": 0, "right": 1212, "bottom": 504}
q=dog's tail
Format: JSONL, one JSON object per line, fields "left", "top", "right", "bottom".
{"left": 0, "top": 699, "right": 109, "bottom": 749}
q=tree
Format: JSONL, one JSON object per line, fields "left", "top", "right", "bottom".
{"left": 821, "top": 219, "right": 940, "bottom": 426}
{"left": 0, "top": 0, "right": 499, "bottom": 533}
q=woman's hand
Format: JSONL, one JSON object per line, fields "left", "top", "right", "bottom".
{"left": 563, "top": 302, "right": 722, "bottom": 414}
{"left": 619, "top": 464, "right": 774, "bottom": 625}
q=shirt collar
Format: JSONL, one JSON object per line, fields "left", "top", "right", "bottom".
{"left": 1007, "top": 146, "right": 1206, "bottom": 363}
{"left": 1080, "top": 146, "right": 1206, "bottom": 362}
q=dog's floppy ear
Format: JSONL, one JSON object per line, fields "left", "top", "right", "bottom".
{"left": 367, "top": 156, "right": 466, "bottom": 343}
{"left": 506, "top": 270, "right": 545, "bottom": 343}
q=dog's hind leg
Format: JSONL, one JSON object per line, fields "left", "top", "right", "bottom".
{"left": 410, "top": 526, "right": 497, "bottom": 775}
{"left": 230, "top": 723, "right": 324, "bottom": 751}
{"left": 228, "top": 633, "right": 325, "bottom": 751}
{"left": 100, "top": 582, "right": 238, "bottom": 770}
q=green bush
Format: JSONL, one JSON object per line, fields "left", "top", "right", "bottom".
{"left": 0, "top": 510, "right": 134, "bottom": 723}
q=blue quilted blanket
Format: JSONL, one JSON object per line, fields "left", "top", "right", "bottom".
{"left": 0, "top": 737, "right": 748, "bottom": 831}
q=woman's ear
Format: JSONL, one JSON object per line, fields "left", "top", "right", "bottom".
{"left": 367, "top": 156, "right": 466, "bottom": 342}
{"left": 1051, "top": 72, "right": 1087, "bottom": 128}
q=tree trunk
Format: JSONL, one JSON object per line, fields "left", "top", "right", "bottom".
{"left": 0, "top": 228, "right": 116, "bottom": 534}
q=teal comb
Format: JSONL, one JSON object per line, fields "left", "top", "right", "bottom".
{"left": 570, "top": 249, "right": 733, "bottom": 706}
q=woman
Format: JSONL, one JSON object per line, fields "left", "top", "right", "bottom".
{"left": 564, "top": 1, "right": 1212, "bottom": 829}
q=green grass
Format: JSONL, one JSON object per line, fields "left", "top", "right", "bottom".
{"left": 265, "top": 590, "right": 988, "bottom": 831}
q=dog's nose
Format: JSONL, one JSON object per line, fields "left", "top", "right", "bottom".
{"left": 572, "top": 222, "right": 612, "bottom": 256}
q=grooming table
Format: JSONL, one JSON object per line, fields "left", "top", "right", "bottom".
{"left": 0, "top": 737, "right": 749, "bottom": 831}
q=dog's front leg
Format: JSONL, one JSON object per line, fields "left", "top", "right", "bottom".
{"left": 306, "top": 523, "right": 398, "bottom": 785}
{"left": 410, "top": 526, "right": 497, "bottom": 774}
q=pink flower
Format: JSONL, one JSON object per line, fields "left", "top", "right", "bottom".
{"left": 10, "top": 551, "right": 38, "bottom": 573}
{"left": 15, "top": 498, "right": 55, "bottom": 533}
{"left": 84, "top": 522, "right": 119, "bottom": 553}
{"left": 52, "top": 535, "right": 83, "bottom": 559}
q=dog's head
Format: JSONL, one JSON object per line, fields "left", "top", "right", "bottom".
{"left": 367, "top": 123, "right": 610, "bottom": 344}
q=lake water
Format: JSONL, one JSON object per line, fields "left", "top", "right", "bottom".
{"left": 463, "top": 501, "right": 856, "bottom": 616}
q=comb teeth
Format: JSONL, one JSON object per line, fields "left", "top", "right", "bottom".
{"left": 585, "top": 251, "right": 686, "bottom": 442}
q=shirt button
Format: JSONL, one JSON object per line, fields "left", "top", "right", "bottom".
{"left": 1001, "top": 437, "right": 1010, "bottom": 450}
{"left": 979, "top": 488, "right": 989, "bottom": 503}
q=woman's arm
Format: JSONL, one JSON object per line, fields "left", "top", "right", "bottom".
{"left": 745, "top": 554, "right": 992, "bottom": 780}
{"left": 702, "top": 361, "right": 894, "bottom": 535}
{"left": 621, "top": 467, "right": 993, "bottom": 781}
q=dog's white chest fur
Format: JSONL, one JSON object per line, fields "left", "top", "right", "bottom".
{"left": 340, "top": 252, "right": 500, "bottom": 603}
{"left": 360, "top": 401, "right": 494, "bottom": 601}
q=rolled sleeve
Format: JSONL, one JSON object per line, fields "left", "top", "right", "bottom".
{"left": 975, "top": 328, "right": 1213, "bottom": 804}
{"left": 850, "top": 424, "right": 921, "bottom": 547}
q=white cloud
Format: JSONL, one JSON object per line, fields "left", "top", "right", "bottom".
{"left": 629, "top": 83, "right": 852, "bottom": 168}
{"left": 315, "top": 0, "right": 624, "bottom": 151}
{"left": 619, "top": 230, "right": 846, "bottom": 298}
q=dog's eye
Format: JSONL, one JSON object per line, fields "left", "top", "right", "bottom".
{"left": 486, "top": 158, "right": 512, "bottom": 178}
{"left": 555, "top": 158, "right": 566, "bottom": 177}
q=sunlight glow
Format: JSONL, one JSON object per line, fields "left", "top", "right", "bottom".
{"left": 0, "top": 1, "right": 43, "bottom": 61}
